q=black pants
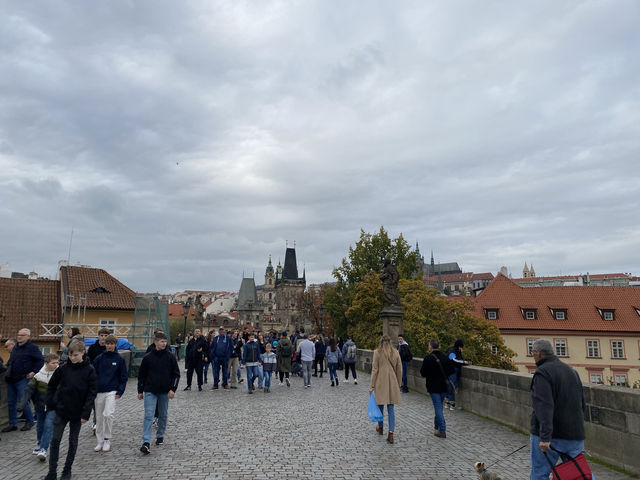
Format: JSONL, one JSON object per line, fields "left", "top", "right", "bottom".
{"left": 48, "top": 414, "right": 81, "bottom": 476}
{"left": 344, "top": 363, "right": 357, "bottom": 380}
{"left": 187, "top": 361, "right": 203, "bottom": 387}
{"left": 313, "top": 355, "right": 325, "bottom": 375}
{"left": 278, "top": 371, "right": 290, "bottom": 382}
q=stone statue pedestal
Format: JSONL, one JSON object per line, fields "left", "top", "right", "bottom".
{"left": 379, "top": 305, "right": 403, "bottom": 347}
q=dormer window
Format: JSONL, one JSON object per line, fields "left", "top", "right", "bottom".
{"left": 526, "top": 311, "right": 535, "bottom": 320}
{"left": 485, "top": 308, "right": 498, "bottom": 320}
{"left": 597, "top": 308, "right": 615, "bottom": 321}
{"left": 91, "top": 287, "right": 110, "bottom": 294}
{"left": 548, "top": 307, "right": 567, "bottom": 320}
{"left": 520, "top": 307, "right": 537, "bottom": 320}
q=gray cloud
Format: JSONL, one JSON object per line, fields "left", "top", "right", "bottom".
{"left": 1, "top": 0, "right": 639, "bottom": 292}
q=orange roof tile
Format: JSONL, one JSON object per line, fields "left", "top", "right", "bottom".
{"left": 474, "top": 274, "right": 640, "bottom": 333}
{"left": 61, "top": 266, "right": 135, "bottom": 310}
{"left": 0, "top": 278, "right": 61, "bottom": 341}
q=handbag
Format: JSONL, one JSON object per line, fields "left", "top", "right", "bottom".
{"left": 368, "top": 392, "right": 384, "bottom": 422}
{"left": 431, "top": 354, "right": 455, "bottom": 396}
{"left": 544, "top": 447, "right": 592, "bottom": 480}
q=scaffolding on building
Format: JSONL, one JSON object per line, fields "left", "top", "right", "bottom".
{"left": 128, "top": 296, "right": 169, "bottom": 376}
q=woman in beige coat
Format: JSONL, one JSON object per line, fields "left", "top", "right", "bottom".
{"left": 369, "top": 335, "right": 402, "bottom": 444}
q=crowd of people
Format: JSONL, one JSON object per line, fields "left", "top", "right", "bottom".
{"left": 1, "top": 325, "right": 590, "bottom": 479}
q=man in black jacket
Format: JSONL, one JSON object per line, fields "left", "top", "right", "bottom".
{"left": 420, "top": 338, "right": 454, "bottom": 439}
{"left": 184, "top": 328, "right": 207, "bottom": 391}
{"left": 45, "top": 341, "right": 97, "bottom": 480}
{"left": 529, "top": 339, "right": 586, "bottom": 480}
{"left": 137, "top": 332, "right": 180, "bottom": 454}
{"left": 3, "top": 328, "right": 44, "bottom": 433}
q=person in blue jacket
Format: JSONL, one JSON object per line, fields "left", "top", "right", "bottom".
{"left": 92, "top": 335, "right": 128, "bottom": 453}
{"left": 3, "top": 328, "right": 44, "bottom": 433}
{"left": 209, "top": 327, "right": 234, "bottom": 390}
{"left": 241, "top": 334, "right": 263, "bottom": 394}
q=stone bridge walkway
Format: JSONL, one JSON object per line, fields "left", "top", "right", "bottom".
{"left": 0, "top": 366, "right": 629, "bottom": 480}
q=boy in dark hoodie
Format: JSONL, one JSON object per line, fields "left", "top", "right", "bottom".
{"left": 137, "top": 332, "right": 180, "bottom": 454}
{"left": 92, "top": 334, "right": 128, "bottom": 453}
{"left": 44, "top": 340, "right": 97, "bottom": 480}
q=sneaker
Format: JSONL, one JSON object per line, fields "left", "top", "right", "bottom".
{"left": 43, "top": 473, "right": 57, "bottom": 480}
{"left": 1, "top": 425, "right": 17, "bottom": 432}
{"left": 331, "top": 381, "right": 335, "bottom": 387}
{"left": 238, "top": 378, "right": 244, "bottom": 383}
{"left": 211, "top": 386, "right": 218, "bottom": 390}
{"left": 304, "top": 385, "right": 309, "bottom": 389}
{"left": 155, "top": 437, "right": 164, "bottom": 446}
{"left": 247, "top": 389, "right": 253, "bottom": 394}
{"left": 279, "top": 382, "right": 284, "bottom": 386}
{"left": 354, "top": 379, "right": 358, "bottom": 385}
{"left": 344, "top": 379, "right": 349, "bottom": 383}
{"left": 102, "top": 440, "right": 110, "bottom": 452}
{"left": 60, "top": 469, "right": 72, "bottom": 480}
{"left": 32, "top": 447, "right": 41, "bottom": 455}
{"left": 94, "top": 441, "right": 104, "bottom": 452}
{"left": 223, "top": 385, "right": 230, "bottom": 390}
{"left": 37, "top": 449, "right": 47, "bottom": 462}
{"left": 198, "top": 386, "right": 202, "bottom": 391}
{"left": 20, "top": 421, "right": 34, "bottom": 431}
{"left": 434, "top": 431, "right": 447, "bottom": 438}
{"left": 183, "top": 386, "right": 191, "bottom": 391}
{"left": 336, "top": 378, "right": 339, "bottom": 386}
{"left": 285, "top": 378, "right": 290, "bottom": 387}
{"left": 140, "top": 442, "right": 151, "bottom": 454}
{"left": 312, "top": 373, "right": 318, "bottom": 377}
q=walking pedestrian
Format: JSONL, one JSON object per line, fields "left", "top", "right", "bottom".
{"left": 257, "top": 332, "right": 267, "bottom": 389}
{"left": 137, "top": 332, "right": 180, "bottom": 455}
{"left": 203, "top": 331, "right": 215, "bottom": 384}
{"left": 397, "top": 335, "right": 413, "bottom": 393}
{"left": 529, "top": 339, "right": 588, "bottom": 480}
{"left": 241, "top": 334, "right": 262, "bottom": 394}
{"left": 325, "top": 338, "right": 342, "bottom": 387}
{"left": 420, "top": 339, "right": 455, "bottom": 439}
{"left": 276, "top": 332, "right": 293, "bottom": 387}
{"left": 261, "top": 343, "right": 277, "bottom": 393}
{"left": 44, "top": 341, "right": 97, "bottom": 480}
{"left": 92, "top": 335, "right": 128, "bottom": 453}
{"left": 370, "top": 335, "right": 402, "bottom": 444}
{"left": 444, "top": 339, "right": 470, "bottom": 410}
{"left": 342, "top": 336, "right": 358, "bottom": 384}
{"left": 3, "top": 328, "right": 44, "bottom": 433}
{"left": 296, "top": 334, "right": 315, "bottom": 388}
{"left": 313, "top": 336, "right": 326, "bottom": 378}
{"left": 184, "top": 329, "right": 207, "bottom": 391}
{"left": 209, "top": 327, "right": 233, "bottom": 390}
{"left": 228, "top": 330, "right": 243, "bottom": 389}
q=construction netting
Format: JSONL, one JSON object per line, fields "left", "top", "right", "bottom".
{"left": 128, "top": 296, "right": 169, "bottom": 376}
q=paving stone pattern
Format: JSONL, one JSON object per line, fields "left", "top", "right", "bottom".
{"left": 0, "top": 363, "right": 629, "bottom": 480}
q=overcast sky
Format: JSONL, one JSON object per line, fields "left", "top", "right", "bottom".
{"left": 1, "top": 1, "right": 639, "bottom": 293}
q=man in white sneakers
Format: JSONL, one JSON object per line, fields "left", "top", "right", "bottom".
{"left": 92, "top": 335, "right": 128, "bottom": 452}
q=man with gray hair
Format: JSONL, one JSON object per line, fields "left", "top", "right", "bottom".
{"left": 3, "top": 328, "right": 44, "bottom": 432}
{"left": 529, "top": 338, "right": 588, "bottom": 479}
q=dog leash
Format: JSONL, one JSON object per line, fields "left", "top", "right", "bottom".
{"left": 484, "top": 444, "right": 528, "bottom": 471}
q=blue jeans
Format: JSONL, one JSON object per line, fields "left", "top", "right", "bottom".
{"left": 328, "top": 363, "right": 338, "bottom": 381}
{"left": 7, "top": 378, "right": 34, "bottom": 425}
{"left": 446, "top": 371, "right": 458, "bottom": 403}
{"left": 530, "top": 435, "right": 593, "bottom": 480}
{"left": 302, "top": 360, "right": 313, "bottom": 386}
{"left": 264, "top": 371, "right": 272, "bottom": 388}
{"left": 142, "top": 392, "right": 168, "bottom": 443}
{"left": 257, "top": 365, "right": 264, "bottom": 388}
{"left": 377, "top": 404, "right": 395, "bottom": 432}
{"left": 213, "top": 357, "right": 229, "bottom": 386}
{"left": 203, "top": 360, "right": 210, "bottom": 380}
{"left": 430, "top": 392, "right": 447, "bottom": 433}
{"left": 246, "top": 365, "right": 259, "bottom": 390}
{"left": 401, "top": 361, "right": 408, "bottom": 391}
{"left": 37, "top": 409, "right": 56, "bottom": 450}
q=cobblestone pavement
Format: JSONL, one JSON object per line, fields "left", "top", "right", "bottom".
{"left": 0, "top": 364, "right": 630, "bottom": 480}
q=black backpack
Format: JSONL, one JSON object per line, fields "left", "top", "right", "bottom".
{"left": 279, "top": 341, "right": 292, "bottom": 358}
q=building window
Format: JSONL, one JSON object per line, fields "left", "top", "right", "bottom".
{"left": 268, "top": 293, "right": 272, "bottom": 300}
{"left": 527, "top": 338, "right": 536, "bottom": 356}
{"left": 99, "top": 319, "right": 116, "bottom": 333}
{"left": 268, "top": 278, "right": 272, "bottom": 285}
{"left": 603, "top": 311, "right": 614, "bottom": 321}
{"left": 40, "top": 346, "right": 52, "bottom": 355}
{"left": 491, "top": 344, "right": 498, "bottom": 355}
{"left": 486, "top": 309, "right": 498, "bottom": 320}
{"left": 555, "top": 311, "right": 565, "bottom": 320}
{"left": 525, "top": 310, "right": 536, "bottom": 320}
{"left": 554, "top": 339, "right": 568, "bottom": 357}
{"left": 589, "top": 373, "right": 603, "bottom": 384}
{"left": 587, "top": 340, "right": 600, "bottom": 358}
{"left": 614, "top": 374, "right": 628, "bottom": 386}
{"left": 611, "top": 340, "right": 625, "bottom": 359}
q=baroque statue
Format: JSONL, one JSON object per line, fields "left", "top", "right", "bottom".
{"left": 380, "top": 259, "right": 400, "bottom": 307}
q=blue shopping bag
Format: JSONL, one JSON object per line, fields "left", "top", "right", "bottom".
{"left": 368, "top": 392, "right": 384, "bottom": 422}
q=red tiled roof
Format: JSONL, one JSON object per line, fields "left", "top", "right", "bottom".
{"left": 441, "top": 272, "right": 474, "bottom": 283}
{"left": 61, "top": 266, "right": 135, "bottom": 310}
{"left": 474, "top": 274, "right": 640, "bottom": 333}
{"left": 512, "top": 273, "right": 629, "bottom": 282}
{"left": 168, "top": 303, "right": 195, "bottom": 318}
{"left": 471, "top": 272, "right": 495, "bottom": 281}
{"left": 0, "top": 278, "right": 61, "bottom": 341}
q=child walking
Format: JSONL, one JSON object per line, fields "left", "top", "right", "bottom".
{"left": 44, "top": 341, "right": 97, "bottom": 480}
{"left": 17, "top": 353, "right": 59, "bottom": 462}
{"left": 325, "top": 338, "right": 342, "bottom": 387}
{"left": 261, "top": 343, "right": 277, "bottom": 393}
{"left": 92, "top": 334, "right": 128, "bottom": 452}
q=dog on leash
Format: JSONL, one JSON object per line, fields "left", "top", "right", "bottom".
{"left": 474, "top": 462, "right": 502, "bottom": 480}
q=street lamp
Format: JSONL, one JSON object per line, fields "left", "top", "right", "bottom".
{"left": 182, "top": 296, "right": 192, "bottom": 339}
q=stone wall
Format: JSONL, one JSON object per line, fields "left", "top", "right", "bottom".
{"left": 356, "top": 349, "right": 640, "bottom": 475}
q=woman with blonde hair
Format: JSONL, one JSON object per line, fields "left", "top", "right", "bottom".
{"left": 369, "top": 334, "right": 402, "bottom": 444}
